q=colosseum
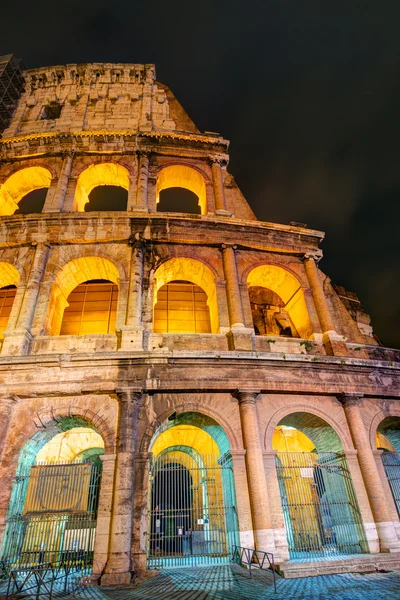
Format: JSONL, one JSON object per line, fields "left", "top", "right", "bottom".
{"left": 0, "top": 55, "right": 399, "bottom": 585}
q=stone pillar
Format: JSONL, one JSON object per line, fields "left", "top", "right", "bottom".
{"left": 229, "top": 450, "right": 255, "bottom": 549}
{"left": 135, "top": 151, "right": 150, "bottom": 210}
{"left": 131, "top": 451, "right": 152, "bottom": 573}
{"left": 304, "top": 255, "right": 347, "bottom": 356}
{"left": 91, "top": 453, "right": 117, "bottom": 582}
{"left": 0, "top": 397, "right": 17, "bottom": 457}
{"left": 210, "top": 158, "right": 231, "bottom": 216}
{"left": 2, "top": 243, "right": 50, "bottom": 355}
{"left": 101, "top": 389, "right": 142, "bottom": 585}
{"left": 221, "top": 245, "right": 254, "bottom": 350}
{"left": 127, "top": 173, "right": 137, "bottom": 211}
{"left": 43, "top": 153, "right": 74, "bottom": 213}
{"left": 338, "top": 393, "right": 400, "bottom": 552}
{"left": 234, "top": 390, "right": 276, "bottom": 553}
{"left": 119, "top": 240, "right": 146, "bottom": 351}
{"left": 344, "top": 450, "right": 380, "bottom": 553}
{"left": 262, "top": 451, "right": 290, "bottom": 562}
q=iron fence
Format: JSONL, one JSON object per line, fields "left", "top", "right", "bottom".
{"left": 381, "top": 451, "right": 400, "bottom": 517}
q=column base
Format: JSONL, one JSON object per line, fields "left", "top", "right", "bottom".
{"left": 254, "top": 528, "right": 277, "bottom": 555}
{"left": 322, "top": 331, "right": 348, "bottom": 357}
{"left": 238, "top": 530, "right": 255, "bottom": 549}
{"left": 1, "top": 329, "right": 32, "bottom": 356}
{"left": 118, "top": 326, "right": 147, "bottom": 351}
{"left": 363, "top": 522, "right": 381, "bottom": 554}
{"left": 100, "top": 571, "right": 132, "bottom": 586}
{"left": 375, "top": 522, "right": 400, "bottom": 552}
{"left": 226, "top": 327, "right": 255, "bottom": 351}
{"left": 132, "top": 552, "right": 147, "bottom": 573}
{"left": 130, "top": 206, "right": 150, "bottom": 213}
{"left": 215, "top": 209, "right": 233, "bottom": 217}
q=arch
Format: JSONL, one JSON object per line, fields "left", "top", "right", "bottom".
{"left": 376, "top": 416, "right": 400, "bottom": 455}
{"left": 36, "top": 427, "right": 105, "bottom": 463}
{"left": 73, "top": 163, "right": 130, "bottom": 212}
{"left": 0, "top": 167, "right": 51, "bottom": 215}
{"left": 247, "top": 264, "right": 312, "bottom": 338}
{"left": 264, "top": 405, "right": 351, "bottom": 453}
{"left": 153, "top": 258, "right": 219, "bottom": 333}
{"left": 0, "top": 262, "right": 20, "bottom": 288}
{"left": 156, "top": 165, "right": 207, "bottom": 215}
{"left": 45, "top": 256, "right": 120, "bottom": 336}
{"left": 369, "top": 408, "right": 400, "bottom": 453}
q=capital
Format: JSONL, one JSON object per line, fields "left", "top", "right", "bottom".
{"left": 336, "top": 392, "right": 364, "bottom": 407}
{"left": 115, "top": 388, "right": 143, "bottom": 403}
{"left": 303, "top": 252, "right": 322, "bottom": 263}
{"left": 232, "top": 389, "right": 260, "bottom": 404}
{"left": 208, "top": 155, "right": 228, "bottom": 168}
{"left": 220, "top": 243, "right": 237, "bottom": 252}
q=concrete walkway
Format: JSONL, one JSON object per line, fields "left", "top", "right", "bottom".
{"left": 57, "top": 564, "right": 400, "bottom": 600}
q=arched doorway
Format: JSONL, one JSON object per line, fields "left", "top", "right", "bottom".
{"left": 147, "top": 413, "right": 238, "bottom": 568}
{"left": 0, "top": 419, "right": 104, "bottom": 571}
{"left": 273, "top": 413, "right": 368, "bottom": 559}
{"left": 377, "top": 417, "right": 400, "bottom": 517}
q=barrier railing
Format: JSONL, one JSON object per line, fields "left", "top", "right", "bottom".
{"left": 231, "top": 545, "right": 277, "bottom": 592}
{"left": 5, "top": 559, "right": 88, "bottom": 599}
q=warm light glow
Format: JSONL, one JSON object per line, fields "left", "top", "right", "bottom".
{"left": 60, "top": 281, "right": 118, "bottom": 335}
{"left": 36, "top": 427, "right": 104, "bottom": 463}
{"left": 247, "top": 265, "right": 312, "bottom": 338}
{"left": 156, "top": 165, "right": 206, "bottom": 214}
{"left": 376, "top": 432, "right": 396, "bottom": 453}
{"left": 272, "top": 426, "right": 315, "bottom": 452}
{"left": 73, "top": 163, "right": 130, "bottom": 211}
{"left": 152, "top": 424, "right": 219, "bottom": 457}
{"left": 0, "top": 167, "right": 51, "bottom": 215}
{"left": 45, "top": 256, "right": 120, "bottom": 335}
{"left": 153, "top": 258, "right": 219, "bottom": 333}
{"left": 153, "top": 281, "right": 211, "bottom": 334}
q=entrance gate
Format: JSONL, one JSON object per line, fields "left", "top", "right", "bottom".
{"left": 1, "top": 462, "right": 101, "bottom": 571}
{"left": 147, "top": 451, "right": 238, "bottom": 568}
{"left": 275, "top": 452, "right": 368, "bottom": 559}
{"left": 381, "top": 452, "right": 400, "bottom": 517}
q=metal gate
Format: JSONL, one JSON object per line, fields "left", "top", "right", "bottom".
{"left": 1, "top": 462, "right": 101, "bottom": 571}
{"left": 381, "top": 451, "right": 400, "bottom": 517}
{"left": 275, "top": 452, "right": 368, "bottom": 559}
{"left": 147, "top": 451, "right": 238, "bottom": 568}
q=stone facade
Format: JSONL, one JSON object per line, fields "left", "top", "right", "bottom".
{"left": 0, "top": 62, "right": 399, "bottom": 582}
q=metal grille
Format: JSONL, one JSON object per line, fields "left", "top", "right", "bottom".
{"left": 381, "top": 451, "right": 400, "bottom": 517}
{"left": 0, "top": 54, "right": 25, "bottom": 134}
{"left": 147, "top": 452, "right": 238, "bottom": 568}
{"left": 275, "top": 452, "right": 368, "bottom": 559}
{"left": 1, "top": 462, "right": 101, "bottom": 570}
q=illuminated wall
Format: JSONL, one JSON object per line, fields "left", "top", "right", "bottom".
{"left": 36, "top": 427, "right": 104, "bottom": 463}
{"left": 156, "top": 165, "right": 206, "bottom": 215}
{"left": 0, "top": 167, "right": 51, "bottom": 215}
{"left": 73, "top": 163, "right": 129, "bottom": 212}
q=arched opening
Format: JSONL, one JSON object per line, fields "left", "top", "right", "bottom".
{"left": 247, "top": 265, "right": 312, "bottom": 339}
{"left": 73, "top": 163, "right": 129, "bottom": 212}
{"left": 1, "top": 417, "right": 105, "bottom": 571}
{"left": 45, "top": 257, "right": 120, "bottom": 336}
{"left": 273, "top": 412, "right": 367, "bottom": 559}
{"left": 0, "top": 263, "right": 20, "bottom": 340}
{"left": 0, "top": 167, "right": 51, "bottom": 215}
{"left": 153, "top": 258, "right": 219, "bottom": 334}
{"left": 157, "top": 188, "right": 201, "bottom": 215}
{"left": 60, "top": 279, "right": 118, "bottom": 336}
{"left": 156, "top": 165, "right": 207, "bottom": 215}
{"left": 153, "top": 281, "right": 211, "bottom": 334}
{"left": 377, "top": 417, "right": 400, "bottom": 517}
{"left": 147, "top": 412, "right": 238, "bottom": 567}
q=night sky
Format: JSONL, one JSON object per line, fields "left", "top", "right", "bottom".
{"left": 2, "top": 1, "right": 399, "bottom": 347}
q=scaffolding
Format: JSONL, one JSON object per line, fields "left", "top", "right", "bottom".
{"left": 0, "top": 54, "right": 25, "bottom": 135}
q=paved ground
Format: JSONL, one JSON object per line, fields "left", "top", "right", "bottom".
{"left": 59, "top": 564, "right": 400, "bottom": 600}
{"left": 2, "top": 564, "right": 400, "bottom": 599}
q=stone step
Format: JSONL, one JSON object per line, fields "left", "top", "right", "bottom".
{"left": 278, "top": 553, "right": 400, "bottom": 578}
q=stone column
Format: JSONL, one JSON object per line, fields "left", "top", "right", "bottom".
{"left": 210, "top": 157, "right": 231, "bottom": 215}
{"left": 221, "top": 245, "right": 253, "bottom": 350}
{"left": 119, "top": 240, "right": 146, "bottom": 351}
{"left": 91, "top": 453, "right": 117, "bottom": 582}
{"left": 135, "top": 151, "right": 150, "bottom": 210}
{"left": 338, "top": 393, "right": 400, "bottom": 552}
{"left": 234, "top": 390, "right": 276, "bottom": 553}
{"left": 131, "top": 451, "right": 152, "bottom": 573}
{"left": 304, "top": 255, "right": 347, "bottom": 356}
{"left": 0, "top": 397, "right": 17, "bottom": 457}
{"left": 101, "top": 389, "right": 142, "bottom": 585}
{"left": 229, "top": 450, "right": 255, "bottom": 549}
{"left": 262, "top": 451, "right": 290, "bottom": 561}
{"left": 43, "top": 153, "right": 74, "bottom": 213}
{"left": 127, "top": 173, "right": 137, "bottom": 211}
{"left": 2, "top": 243, "right": 50, "bottom": 355}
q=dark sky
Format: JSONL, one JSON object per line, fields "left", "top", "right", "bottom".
{"left": 2, "top": 1, "right": 400, "bottom": 347}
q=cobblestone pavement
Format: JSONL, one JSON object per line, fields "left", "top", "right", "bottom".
{"left": 57, "top": 564, "right": 400, "bottom": 600}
